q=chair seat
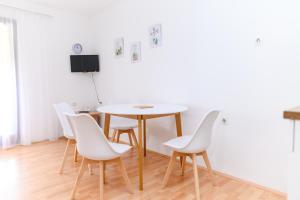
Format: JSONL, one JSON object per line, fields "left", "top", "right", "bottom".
{"left": 65, "top": 135, "right": 75, "bottom": 140}
{"left": 109, "top": 142, "right": 132, "bottom": 154}
{"left": 163, "top": 135, "right": 193, "bottom": 152}
{"left": 111, "top": 122, "right": 137, "bottom": 130}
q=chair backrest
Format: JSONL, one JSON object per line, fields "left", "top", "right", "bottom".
{"left": 53, "top": 102, "right": 75, "bottom": 139}
{"left": 65, "top": 113, "right": 119, "bottom": 160}
{"left": 183, "top": 110, "right": 220, "bottom": 153}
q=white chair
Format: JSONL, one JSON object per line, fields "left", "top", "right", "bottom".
{"left": 110, "top": 118, "right": 138, "bottom": 147}
{"left": 66, "top": 113, "right": 133, "bottom": 200}
{"left": 161, "top": 110, "right": 220, "bottom": 200}
{"left": 53, "top": 102, "right": 77, "bottom": 174}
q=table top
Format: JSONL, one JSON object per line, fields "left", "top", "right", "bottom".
{"left": 283, "top": 106, "right": 300, "bottom": 120}
{"left": 97, "top": 104, "right": 188, "bottom": 115}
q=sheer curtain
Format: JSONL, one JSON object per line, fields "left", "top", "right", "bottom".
{"left": 0, "top": 18, "right": 18, "bottom": 149}
{"left": 14, "top": 11, "right": 57, "bottom": 145}
{"left": 0, "top": 6, "right": 58, "bottom": 149}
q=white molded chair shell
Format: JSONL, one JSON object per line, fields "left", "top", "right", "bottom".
{"left": 66, "top": 114, "right": 131, "bottom": 161}
{"left": 53, "top": 103, "right": 75, "bottom": 139}
{"left": 164, "top": 110, "right": 220, "bottom": 153}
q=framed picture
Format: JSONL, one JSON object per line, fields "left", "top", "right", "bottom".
{"left": 114, "top": 37, "right": 124, "bottom": 57}
{"left": 130, "top": 42, "right": 141, "bottom": 63}
{"left": 149, "top": 24, "right": 162, "bottom": 47}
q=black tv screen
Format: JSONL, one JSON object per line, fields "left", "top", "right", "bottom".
{"left": 70, "top": 55, "right": 99, "bottom": 72}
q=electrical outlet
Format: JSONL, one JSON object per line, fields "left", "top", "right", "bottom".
{"left": 222, "top": 117, "right": 228, "bottom": 125}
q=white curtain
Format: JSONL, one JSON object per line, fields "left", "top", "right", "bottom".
{"left": 0, "top": 6, "right": 58, "bottom": 149}
{"left": 0, "top": 18, "right": 18, "bottom": 149}
{"left": 16, "top": 13, "right": 57, "bottom": 145}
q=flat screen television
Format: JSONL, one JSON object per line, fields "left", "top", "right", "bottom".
{"left": 70, "top": 55, "right": 100, "bottom": 72}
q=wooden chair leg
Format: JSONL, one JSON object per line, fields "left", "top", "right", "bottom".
{"left": 128, "top": 131, "right": 133, "bottom": 146}
{"left": 73, "top": 145, "right": 78, "bottom": 162}
{"left": 192, "top": 154, "right": 201, "bottom": 200}
{"left": 99, "top": 161, "right": 104, "bottom": 200}
{"left": 111, "top": 130, "right": 117, "bottom": 142}
{"left": 88, "top": 164, "right": 93, "bottom": 175}
{"left": 131, "top": 129, "right": 138, "bottom": 147}
{"left": 70, "top": 158, "right": 86, "bottom": 200}
{"left": 118, "top": 158, "right": 134, "bottom": 194}
{"left": 143, "top": 120, "right": 146, "bottom": 157}
{"left": 162, "top": 152, "right": 177, "bottom": 188}
{"left": 117, "top": 131, "right": 121, "bottom": 143}
{"left": 181, "top": 155, "right": 186, "bottom": 176}
{"left": 202, "top": 151, "right": 216, "bottom": 186}
{"left": 59, "top": 139, "right": 71, "bottom": 174}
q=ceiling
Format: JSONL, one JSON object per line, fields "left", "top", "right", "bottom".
{"left": 27, "top": 0, "right": 117, "bottom": 16}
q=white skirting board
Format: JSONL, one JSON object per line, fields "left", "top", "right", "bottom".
{"left": 288, "top": 153, "right": 300, "bottom": 200}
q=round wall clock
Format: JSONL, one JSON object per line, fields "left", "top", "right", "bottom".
{"left": 72, "top": 43, "right": 83, "bottom": 54}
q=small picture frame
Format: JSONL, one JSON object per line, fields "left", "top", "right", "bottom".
{"left": 149, "top": 24, "right": 162, "bottom": 47}
{"left": 130, "top": 42, "right": 141, "bottom": 63}
{"left": 114, "top": 37, "right": 124, "bottom": 57}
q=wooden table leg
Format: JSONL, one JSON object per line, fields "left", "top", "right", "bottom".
{"left": 143, "top": 119, "right": 147, "bottom": 157}
{"left": 138, "top": 115, "right": 143, "bottom": 190}
{"left": 175, "top": 113, "right": 183, "bottom": 137}
{"left": 175, "top": 113, "right": 183, "bottom": 165}
{"left": 103, "top": 113, "right": 111, "bottom": 138}
{"left": 103, "top": 113, "right": 111, "bottom": 184}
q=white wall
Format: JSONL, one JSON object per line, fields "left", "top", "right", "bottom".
{"left": 45, "top": 11, "right": 100, "bottom": 138}
{"left": 91, "top": 0, "right": 300, "bottom": 192}
{"left": 45, "top": 12, "right": 97, "bottom": 111}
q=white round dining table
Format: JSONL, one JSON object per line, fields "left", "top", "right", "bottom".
{"left": 97, "top": 104, "right": 188, "bottom": 190}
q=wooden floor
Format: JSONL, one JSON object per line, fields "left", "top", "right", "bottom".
{"left": 0, "top": 139, "right": 286, "bottom": 200}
